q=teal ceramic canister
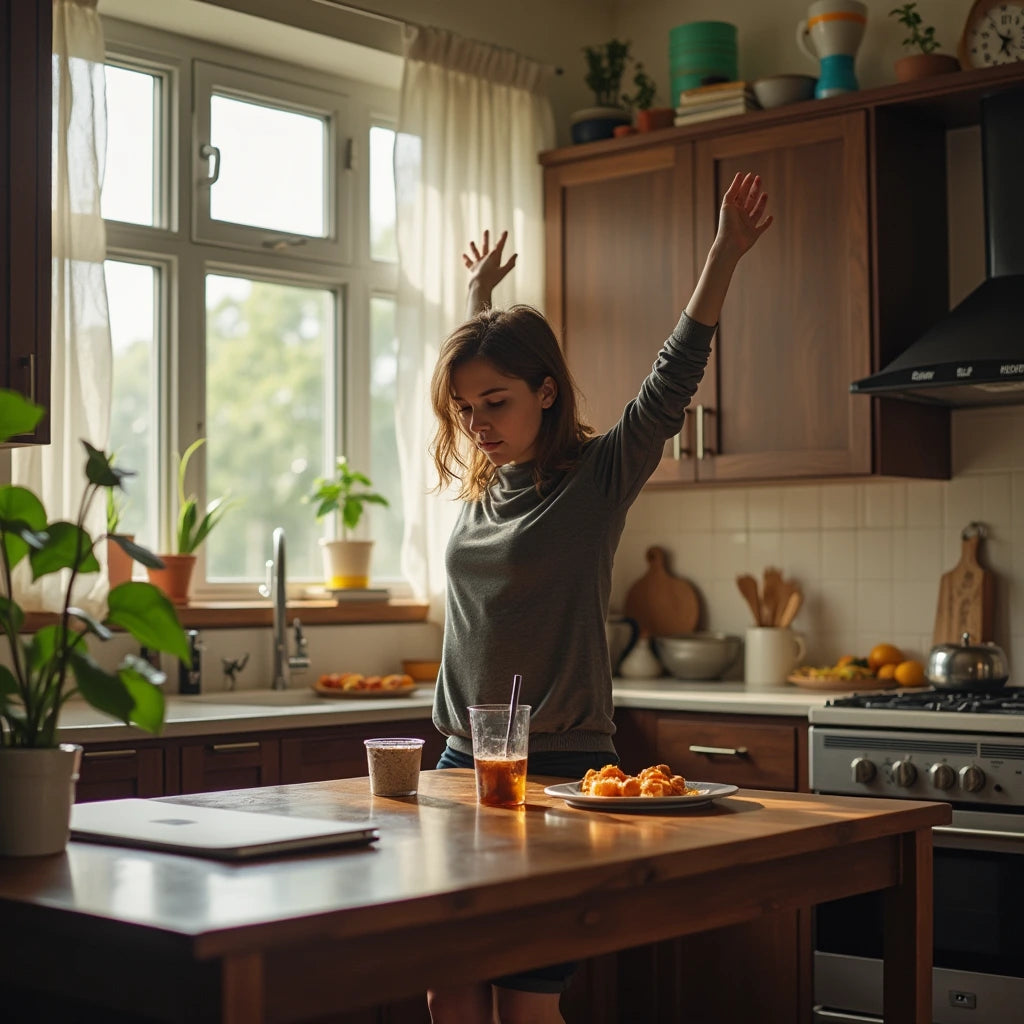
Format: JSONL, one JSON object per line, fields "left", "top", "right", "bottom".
{"left": 669, "top": 21, "right": 738, "bottom": 102}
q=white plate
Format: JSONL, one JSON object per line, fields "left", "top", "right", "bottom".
{"left": 543, "top": 780, "right": 738, "bottom": 812}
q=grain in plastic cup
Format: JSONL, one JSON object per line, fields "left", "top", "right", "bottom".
{"left": 468, "top": 704, "right": 531, "bottom": 807}
{"left": 364, "top": 737, "right": 425, "bottom": 796}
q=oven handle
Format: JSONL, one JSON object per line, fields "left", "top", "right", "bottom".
{"left": 812, "top": 1010, "right": 880, "bottom": 1023}
{"left": 934, "top": 824, "right": 1024, "bottom": 841}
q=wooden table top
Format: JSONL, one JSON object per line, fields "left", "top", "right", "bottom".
{"left": 0, "top": 769, "right": 950, "bottom": 960}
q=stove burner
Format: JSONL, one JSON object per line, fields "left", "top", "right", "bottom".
{"left": 826, "top": 688, "right": 1024, "bottom": 714}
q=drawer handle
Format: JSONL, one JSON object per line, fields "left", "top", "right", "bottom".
{"left": 84, "top": 748, "right": 138, "bottom": 760}
{"left": 688, "top": 744, "right": 748, "bottom": 757}
{"left": 210, "top": 741, "right": 260, "bottom": 753}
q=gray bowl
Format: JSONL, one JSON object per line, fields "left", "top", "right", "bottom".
{"left": 751, "top": 74, "right": 816, "bottom": 110}
{"left": 653, "top": 633, "right": 742, "bottom": 681}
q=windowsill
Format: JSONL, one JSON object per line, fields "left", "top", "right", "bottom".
{"left": 22, "top": 599, "right": 430, "bottom": 632}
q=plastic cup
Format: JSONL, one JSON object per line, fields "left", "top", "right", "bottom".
{"left": 468, "top": 704, "right": 531, "bottom": 807}
{"left": 364, "top": 737, "right": 425, "bottom": 796}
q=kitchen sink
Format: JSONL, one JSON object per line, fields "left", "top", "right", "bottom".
{"left": 175, "top": 688, "right": 330, "bottom": 707}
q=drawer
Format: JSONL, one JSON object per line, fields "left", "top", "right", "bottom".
{"left": 76, "top": 745, "right": 164, "bottom": 803}
{"left": 179, "top": 736, "right": 280, "bottom": 793}
{"left": 656, "top": 717, "right": 798, "bottom": 791}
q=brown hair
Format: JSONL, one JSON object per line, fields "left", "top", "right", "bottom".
{"left": 430, "top": 305, "right": 594, "bottom": 500}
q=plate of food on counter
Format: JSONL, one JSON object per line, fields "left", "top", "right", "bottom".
{"left": 787, "top": 645, "right": 926, "bottom": 692}
{"left": 312, "top": 672, "right": 417, "bottom": 699}
{"left": 544, "top": 763, "right": 737, "bottom": 812}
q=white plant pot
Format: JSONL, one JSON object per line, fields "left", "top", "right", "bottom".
{"left": 320, "top": 538, "right": 375, "bottom": 589}
{"left": 0, "top": 744, "right": 83, "bottom": 856}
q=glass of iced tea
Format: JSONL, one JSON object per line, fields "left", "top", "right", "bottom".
{"left": 468, "top": 704, "right": 531, "bottom": 807}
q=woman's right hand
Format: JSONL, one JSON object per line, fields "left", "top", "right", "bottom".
{"left": 463, "top": 230, "right": 516, "bottom": 314}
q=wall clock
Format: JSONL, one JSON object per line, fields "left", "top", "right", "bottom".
{"left": 959, "top": 2, "right": 1024, "bottom": 68}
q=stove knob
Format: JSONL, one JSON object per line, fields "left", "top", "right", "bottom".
{"left": 959, "top": 765, "right": 986, "bottom": 793}
{"left": 892, "top": 760, "right": 917, "bottom": 788}
{"left": 928, "top": 763, "right": 957, "bottom": 791}
{"left": 850, "top": 757, "right": 876, "bottom": 783}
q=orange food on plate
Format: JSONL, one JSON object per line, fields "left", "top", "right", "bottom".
{"left": 894, "top": 659, "right": 926, "bottom": 687}
{"left": 382, "top": 673, "right": 415, "bottom": 690}
{"left": 339, "top": 672, "right": 365, "bottom": 690}
{"left": 876, "top": 663, "right": 898, "bottom": 681}
{"left": 868, "top": 643, "right": 904, "bottom": 671}
{"left": 580, "top": 763, "right": 695, "bottom": 798}
{"left": 317, "top": 673, "right": 342, "bottom": 689}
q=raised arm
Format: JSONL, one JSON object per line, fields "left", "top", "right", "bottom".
{"left": 685, "top": 172, "right": 773, "bottom": 327}
{"left": 462, "top": 229, "right": 517, "bottom": 318}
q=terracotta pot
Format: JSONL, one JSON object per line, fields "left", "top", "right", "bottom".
{"left": 613, "top": 124, "right": 637, "bottom": 138}
{"left": 0, "top": 744, "right": 83, "bottom": 856}
{"left": 147, "top": 553, "right": 197, "bottom": 605}
{"left": 106, "top": 534, "right": 135, "bottom": 589}
{"left": 635, "top": 107, "right": 675, "bottom": 132}
{"left": 894, "top": 53, "right": 960, "bottom": 82}
{"left": 320, "top": 538, "right": 374, "bottom": 590}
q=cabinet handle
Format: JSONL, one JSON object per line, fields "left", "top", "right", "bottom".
{"left": 84, "top": 748, "right": 137, "bottom": 760}
{"left": 670, "top": 430, "right": 692, "bottom": 461}
{"left": 695, "top": 404, "right": 715, "bottom": 460}
{"left": 210, "top": 741, "right": 260, "bottom": 753}
{"left": 688, "top": 744, "right": 748, "bottom": 757}
{"left": 19, "top": 354, "right": 35, "bottom": 404}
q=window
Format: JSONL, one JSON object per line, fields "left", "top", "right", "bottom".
{"left": 102, "top": 30, "right": 400, "bottom": 597}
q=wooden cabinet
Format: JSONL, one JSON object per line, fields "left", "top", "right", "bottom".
{"left": 0, "top": 0, "right": 51, "bottom": 444}
{"left": 542, "top": 102, "right": 958, "bottom": 483}
{"left": 179, "top": 735, "right": 281, "bottom": 794}
{"left": 77, "top": 745, "right": 164, "bottom": 803}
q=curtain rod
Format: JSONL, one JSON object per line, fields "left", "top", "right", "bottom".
{"left": 307, "top": 0, "right": 563, "bottom": 73}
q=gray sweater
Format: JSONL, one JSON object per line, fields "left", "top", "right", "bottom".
{"left": 433, "top": 312, "right": 715, "bottom": 756}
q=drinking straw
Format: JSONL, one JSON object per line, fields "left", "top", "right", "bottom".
{"left": 503, "top": 673, "right": 522, "bottom": 758}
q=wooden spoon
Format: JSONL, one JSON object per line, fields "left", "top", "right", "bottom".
{"left": 777, "top": 589, "right": 803, "bottom": 628}
{"left": 761, "top": 567, "right": 783, "bottom": 627}
{"left": 736, "top": 574, "right": 762, "bottom": 626}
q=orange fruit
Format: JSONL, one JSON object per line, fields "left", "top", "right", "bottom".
{"left": 868, "top": 643, "right": 904, "bottom": 671}
{"left": 877, "top": 663, "right": 897, "bottom": 681}
{"left": 836, "top": 654, "right": 857, "bottom": 667}
{"left": 894, "top": 660, "right": 926, "bottom": 687}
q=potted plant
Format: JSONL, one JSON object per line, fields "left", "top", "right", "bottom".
{"left": 625, "top": 63, "right": 674, "bottom": 133}
{"left": 146, "top": 438, "right": 237, "bottom": 605}
{"left": 105, "top": 478, "right": 134, "bottom": 588}
{"left": 571, "top": 39, "right": 633, "bottom": 144}
{"left": 889, "top": 3, "right": 960, "bottom": 81}
{"left": 0, "top": 388, "right": 189, "bottom": 856}
{"left": 307, "top": 456, "right": 389, "bottom": 591}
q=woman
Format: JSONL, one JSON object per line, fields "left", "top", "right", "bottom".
{"left": 427, "top": 172, "right": 772, "bottom": 1024}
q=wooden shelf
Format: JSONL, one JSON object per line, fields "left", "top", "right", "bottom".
{"left": 540, "top": 60, "right": 1024, "bottom": 168}
{"left": 22, "top": 599, "right": 429, "bottom": 633}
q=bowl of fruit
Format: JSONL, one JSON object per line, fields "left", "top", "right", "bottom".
{"left": 313, "top": 672, "right": 417, "bottom": 699}
{"left": 788, "top": 644, "right": 925, "bottom": 691}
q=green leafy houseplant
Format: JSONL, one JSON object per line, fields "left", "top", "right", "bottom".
{"left": 308, "top": 457, "right": 389, "bottom": 538}
{"left": 174, "top": 438, "right": 236, "bottom": 554}
{"left": 623, "top": 62, "right": 657, "bottom": 112}
{"left": 0, "top": 389, "right": 190, "bottom": 749}
{"left": 582, "top": 39, "right": 632, "bottom": 107}
{"left": 889, "top": 3, "right": 940, "bottom": 53}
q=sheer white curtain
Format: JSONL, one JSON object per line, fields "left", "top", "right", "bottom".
{"left": 394, "top": 26, "right": 555, "bottom": 620}
{"left": 12, "top": 0, "right": 111, "bottom": 614}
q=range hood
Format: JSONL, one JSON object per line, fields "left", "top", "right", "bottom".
{"left": 851, "top": 87, "right": 1024, "bottom": 407}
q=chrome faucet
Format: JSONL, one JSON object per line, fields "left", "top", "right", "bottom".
{"left": 260, "top": 527, "right": 311, "bottom": 690}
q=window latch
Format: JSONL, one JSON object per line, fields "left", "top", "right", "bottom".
{"left": 199, "top": 142, "right": 221, "bottom": 186}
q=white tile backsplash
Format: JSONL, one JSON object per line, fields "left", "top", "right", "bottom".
{"left": 612, "top": 406, "right": 1024, "bottom": 671}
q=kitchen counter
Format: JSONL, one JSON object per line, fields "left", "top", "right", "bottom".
{"left": 54, "top": 681, "right": 829, "bottom": 743}
{"left": 0, "top": 770, "right": 948, "bottom": 1023}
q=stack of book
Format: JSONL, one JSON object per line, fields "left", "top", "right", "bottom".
{"left": 674, "top": 81, "right": 760, "bottom": 127}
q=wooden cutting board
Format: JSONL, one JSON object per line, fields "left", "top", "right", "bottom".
{"left": 933, "top": 525, "right": 994, "bottom": 645}
{"left": 624, "top": 546, "right": 700, "bottom": 637}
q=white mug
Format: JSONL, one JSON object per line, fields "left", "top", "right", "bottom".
{"left": 744, "top": 627, "right": 807, "bottom": 688}
{"left": 796, "top": 0, "right": 868, "bottom": 61}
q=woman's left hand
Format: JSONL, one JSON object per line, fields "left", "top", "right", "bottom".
{"left": 715, "top": 172, "right": 773, "bottom": 260}
{"left": 463, "top": 229, "right": 517, "bottom": 295}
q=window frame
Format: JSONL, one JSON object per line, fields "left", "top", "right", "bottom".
{"left": 101, "top": 18, "right": 401, "bottom": 601}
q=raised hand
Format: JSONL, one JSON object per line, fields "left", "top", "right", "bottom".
{"left": 714, "top": 172, "right": 773, "bottom": 261}
{"left": 463, "top": 229, "right": 517, "bottom": 305}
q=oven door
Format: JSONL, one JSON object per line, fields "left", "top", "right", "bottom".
{"left": 813, "top": 813, "right": 1024, "bottom": 1024}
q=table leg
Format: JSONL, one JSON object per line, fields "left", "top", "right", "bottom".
{"left": 883, "top": 826, "right": 933, "bottom": 1024}
{"left": 223, "top": 952, "right": 266, "bottom": 1024}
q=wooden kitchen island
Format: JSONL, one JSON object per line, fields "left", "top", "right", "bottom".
{"left": 0, "top": 770, "right": 949, "bottom": 1024}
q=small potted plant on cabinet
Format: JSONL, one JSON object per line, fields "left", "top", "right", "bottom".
{"left": 307, "top": 456, "right": 389, "bottom": 591}
{"left": 572, "top": 39, "right": 633, "bottom": 143}
{"left": 147, "top": 438, "right": 237, "bottom": 605}
{"left": 0, "top": 388, "right": 189, "bottom": 856}
{"left": 889, "top": 3, "right": 960, "bottom": 81}
{"left": 626, "top": 63, "right": 674, "bottom": 133}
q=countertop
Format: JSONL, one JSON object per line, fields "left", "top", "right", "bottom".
{"left": 55, "top": 680, "right": 830, "bottom": 743}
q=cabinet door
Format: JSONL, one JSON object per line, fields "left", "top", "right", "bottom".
{"left": 76, "top": 746, "right": 164, "bottom": 803}
{"left": 545, "top": 144, "right": 698, "bottom": 484}
{"left": 694, "top": 114, "right": 871, "bottom": 481}
{"left": 179, "top": 736, "right": 280, "bottom": 793}
{"left": 0, "top": 0, "right": 51, "bottom": 443}
{"left": 280, "top": 721, "right": 445, "bottom": 784}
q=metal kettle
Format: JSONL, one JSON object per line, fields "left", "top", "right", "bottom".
{"left": 927, "top": 633, "right": 1010, "bottom": 691}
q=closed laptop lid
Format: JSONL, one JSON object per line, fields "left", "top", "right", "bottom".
{"left": 71, "top": 798, "right": 378, "bottom": 860}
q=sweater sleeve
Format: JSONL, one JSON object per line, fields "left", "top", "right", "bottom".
{"left": 586, "top": 311, "right": 715, "bottom": 506}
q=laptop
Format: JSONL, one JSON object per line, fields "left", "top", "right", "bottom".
{"left": 70, "top": 798, "right": 379, "bottom": 860}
